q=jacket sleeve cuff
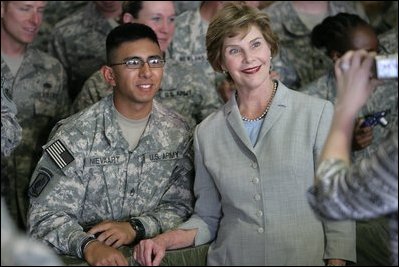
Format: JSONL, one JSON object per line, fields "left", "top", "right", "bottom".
{"left": 78, "top": 235, "right": 96, "bottom": 259}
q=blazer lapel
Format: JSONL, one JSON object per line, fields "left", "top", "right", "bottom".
{"left": 225, "top": 94, "right": 256, "bottom": 151}
{"left": 256, "top": 81, "right": 288, "bottom": 146}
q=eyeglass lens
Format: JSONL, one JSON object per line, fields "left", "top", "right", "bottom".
{"left": 125, "top": 56, "right": 164, "bottom": 69}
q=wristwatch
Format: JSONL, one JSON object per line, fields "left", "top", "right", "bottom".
{"left": 130, "top": 218, "right": 145, "bottom": 242}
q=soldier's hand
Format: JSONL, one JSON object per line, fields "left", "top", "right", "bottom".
{"left": 352, "top": 118, "right": 373, "bottom": 151}
{"left": 88, "top": 221, "right": 135, "bottom": 248}
{"left": 84, "top": 240, "right": 128, "bottom": 266}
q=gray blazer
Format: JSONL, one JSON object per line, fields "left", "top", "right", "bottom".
{"left": 180, "top": 81, "right": 356, "bottom": 265}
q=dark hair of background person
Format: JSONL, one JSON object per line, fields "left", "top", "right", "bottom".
{"left": 311, "top": 12, "right": 374, "bottom": 57}
{"left": 105, "top": 22, "right": 160, "bottom": 65}
{"left": 121, "top": 1, "right": 143, "bottom": 19}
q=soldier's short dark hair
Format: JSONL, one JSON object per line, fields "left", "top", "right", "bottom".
{"left": 122, "top": 1, "right": 143, "bottom": 18}
{"left": 106, "top": 23, "right": 160, "bottom": 65}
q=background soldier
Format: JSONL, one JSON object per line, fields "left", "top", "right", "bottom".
{"left": 1, "top": 1, "right": 70, "bottom": 230}
{"left": 48, "top": 1, "right": 122, "bottom": 100}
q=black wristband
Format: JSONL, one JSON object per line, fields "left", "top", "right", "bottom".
{"left": 80, "top": 236, "right": 96, "bottom": 259}
{"left": 130, "top": 218, "right": 145, "bottom": 242}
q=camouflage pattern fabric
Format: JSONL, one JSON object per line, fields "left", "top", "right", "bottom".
{"left": 301, "top": 67, "right": 397, "bottom": 267}
{"left": 48, "top": 2, "right": 116, "bottom": 100}
{"left": 174, "top": 1, "right": 201, "bottom": 15}
{"left": 70, "top": 68, "right": 111, "bottom": 115}
{"left": 379, "top": 28, "right": 398, "bottom": 54}
{"left": 272, "top": 46, "right": 301, "bottom": 89}
{"left": 263, "top": 1, "right": 369, "bottom": 89}
{"left": 168, "top": 8, "right": 220, "bottom": 88}
{"left": 1, "top": 73, "right": 22, "bottom": 157}
{"left": 367, "top": 1, "right": 398, "bottom": 35}
{"left": 301, "top": 68, "right": 397, "bottom": 164}
{"left": 31, "top": 1, "right": 87, "bottom": 53}
{"left": 353, "top": 30, "right": 398, "bottom": 267}
{"left": 72, "top": 58, "right": 222, "bottom": 127}
{"left": 356, "top": 25, "right": 398, "bottom": 165}
{"left": 1, "top": 47, "right": 70, "bottom": 230}
{"left": 28, "top": 95, "right": 194, "bottom": 259}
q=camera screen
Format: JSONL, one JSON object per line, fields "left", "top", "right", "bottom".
{"left": 375, "top": 54, "right": 398, "bottom": 79}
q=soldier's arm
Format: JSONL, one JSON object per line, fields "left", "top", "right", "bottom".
{"left": 28, "top": 137, "right": 93, "bottom": 259}
{"left": 132, "top": 138, "right": 195, "bottom": 239}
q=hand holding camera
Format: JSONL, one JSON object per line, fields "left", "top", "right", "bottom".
{"left": 335, "top": 50, "right": 380, "bottom": 117}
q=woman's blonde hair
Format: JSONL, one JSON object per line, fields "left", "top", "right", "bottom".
{"left": 206, "top": 2, "right": 279, "bottom": 73}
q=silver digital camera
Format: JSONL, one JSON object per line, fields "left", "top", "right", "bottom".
{"left": 374, "top": 53, "right": 398, "bottom": 80}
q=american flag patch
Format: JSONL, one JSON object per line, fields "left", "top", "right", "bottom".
{"left": 45, "top": 140, "right": 74, "bottom": 169}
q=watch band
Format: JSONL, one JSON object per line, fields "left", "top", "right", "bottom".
{"left": 79, "top": 235, "right": 96, "bottom": 259}
{"left": 130, "top": 218, "right": 145, "bottom": 242}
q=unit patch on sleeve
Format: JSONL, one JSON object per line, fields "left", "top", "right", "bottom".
{"left": 45, "top": 139, "right": 74, "bottom": 169}
{"left": 28, "top": 167, "right": 53, "bottom": 198}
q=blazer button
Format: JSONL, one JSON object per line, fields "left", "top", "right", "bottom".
{"left": 258, "top": 227, "right": 264, "bottom": 233}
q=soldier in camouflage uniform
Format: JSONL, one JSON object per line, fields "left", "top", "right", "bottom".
{"left": 2, "top": 70, "right": 61, "bottom": 266}
{"left": 263, "top": 1, "right": 369, "bottom": 90}
{"left": 300, "top": 13, "right": 398, "bottom": 266}
{"left": 168, "top": 2, "right": 225, "bottom": 91}
{"left": 1, "top": 1, "right": 70, "bottom": 230}
{"left": 72, "top": 1, "right": 221, "bottom": 127}
{"left": 48, "top": 1, "right": 122, "bottom": 100}
{"left": 28, "top": 23, "right": 194, "bottom": 266}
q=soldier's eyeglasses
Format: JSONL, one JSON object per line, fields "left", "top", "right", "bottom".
{"left": 109, "top": 56, "right": 165, "bottom": 69}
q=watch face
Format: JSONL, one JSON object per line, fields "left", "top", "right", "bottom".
{"left": 130, "top": 219, "right": 145, "bottom": 241}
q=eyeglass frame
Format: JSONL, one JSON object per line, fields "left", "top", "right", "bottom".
{"left": 109, "top": 55, "right": 166, "bottom": 69}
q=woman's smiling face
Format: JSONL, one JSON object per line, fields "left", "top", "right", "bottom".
{"left": 221, "top": 25, "right": 272, "bottom": 89}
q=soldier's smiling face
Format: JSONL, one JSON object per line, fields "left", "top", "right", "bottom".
{"left": 109, "top": 38, "right": 164, "bottom": 107}
{"left": 136, "top": 1, "right": 176, "bottom": 53}
{"left": 1, "top": 1, "right": 46, "bottom": 46}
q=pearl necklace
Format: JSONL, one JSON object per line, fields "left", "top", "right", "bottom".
{"left": 240, "top": 80, "right": 278, "bottom": 122}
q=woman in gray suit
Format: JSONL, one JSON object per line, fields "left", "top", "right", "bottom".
{"left": 134, "top": 3, "right": 356, "bottom": 266}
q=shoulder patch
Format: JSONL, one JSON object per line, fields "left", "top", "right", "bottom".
{"left": 28, "top": 168, "right": 53, "bottom": 198}
{"left": 45, "top": 140, "right": 74, "bottom": 169}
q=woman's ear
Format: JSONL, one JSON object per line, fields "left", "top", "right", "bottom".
{"left": 102, "top": 65, "right": 116, "bottom": 87}
{"left": 122, "top": 13, "right": 134, "bottom": 24}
